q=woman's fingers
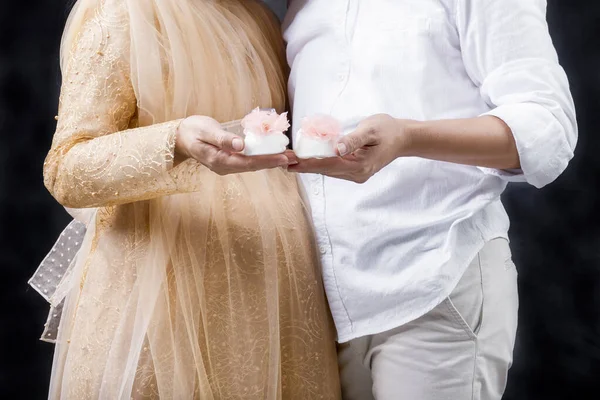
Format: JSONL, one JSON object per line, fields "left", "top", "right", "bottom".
{"left": 180, "top": 115, "right": 296, "bottom": 174}
{"left": 283, "top": 149, "right": 300, "bottom": 165}
{"left": 197, "top": 125, "right": 245, "bottom": 153}
{"left": 182, "top": 115, "right": 245, "bottom": 153}
{"left": 199, "top": 128, "right": 245, "bottom": 153}
{"left": 219, "top": 153, "right": 291, "bottom": 173}
{"left": 191, "top": 142, "right": 290, "bottom": 174}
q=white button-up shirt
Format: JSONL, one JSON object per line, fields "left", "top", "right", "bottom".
{"left": 283, "top": 0, "right": 577, "bottom": 342}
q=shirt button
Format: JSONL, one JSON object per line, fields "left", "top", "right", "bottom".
{"left": 313, "top": 186, "right": 320, "bottom": 196}
{"left": 337, "top": 73, "right": 346, "bottom": 82}
{"left": 319, "top": 246, "right": 328, "bottom": 255}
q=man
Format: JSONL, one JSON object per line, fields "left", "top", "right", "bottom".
{"left": 283, "top": 0, "right": 576, "bottom": 399}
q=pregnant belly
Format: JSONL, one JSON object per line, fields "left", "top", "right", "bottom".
{"left": 179, "top": 169, "right": 315, "bottom": 276}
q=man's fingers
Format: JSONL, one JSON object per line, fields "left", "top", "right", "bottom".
{"left": 337, "top": 125, "right": 378, "bottom": 156}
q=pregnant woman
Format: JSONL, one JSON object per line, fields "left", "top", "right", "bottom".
{"left": 34, "top": 0, "right": 340, "bottom": 398}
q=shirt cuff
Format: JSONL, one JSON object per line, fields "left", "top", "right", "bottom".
{"left": 479, "top": 103, "right": 574, "bottom": 189}
{"left": 477, "top": 166, "right": 526, "bottom": 183}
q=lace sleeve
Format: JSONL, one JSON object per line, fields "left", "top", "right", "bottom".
{"left": 43, "top": 1, "right": 181, "bottom": 208}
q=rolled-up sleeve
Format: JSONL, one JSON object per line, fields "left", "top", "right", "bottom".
{"left": 456, "top": 0, "right": 577, "bottom": 188}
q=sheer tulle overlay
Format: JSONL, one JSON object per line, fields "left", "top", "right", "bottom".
{"left": 35, "top": 0, "right": 340, "bottom": 398}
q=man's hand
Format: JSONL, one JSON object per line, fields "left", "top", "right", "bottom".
{"left": 288, "top": 114, "right": 413, "bottom": 183}
{"left": 288, "top": 113, "right": 521, "bottom": 183}
{"left": 175, "top": 116, "right": 295, "bottom": 175}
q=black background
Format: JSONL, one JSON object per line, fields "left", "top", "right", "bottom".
{"left": 1, "top": 0, "right": 599, "bottom": 398}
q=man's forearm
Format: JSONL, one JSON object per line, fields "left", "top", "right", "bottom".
{"left": 402, "top": 116, "right": 521, "bottom": 170}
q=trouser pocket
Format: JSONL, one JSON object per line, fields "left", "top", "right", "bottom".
{"left": 446, "top": 249, "right": 485, "bottom": 339}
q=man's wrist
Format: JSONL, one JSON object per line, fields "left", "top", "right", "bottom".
{"left": 395, "top": 118, "right": 425, "bottom": 158}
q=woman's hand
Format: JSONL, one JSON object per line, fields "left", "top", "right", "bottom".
{"left": 175, "top": 116, "right": 295, "bottom": 175}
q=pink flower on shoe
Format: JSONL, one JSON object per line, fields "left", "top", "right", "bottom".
{"left": 241, "top": 108, "right": 290, "bottom": 135}
{"left": 301, "top": 114, "right": 342, "bottom": 141}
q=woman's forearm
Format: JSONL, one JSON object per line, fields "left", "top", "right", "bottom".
{"left": 45, "top": 121, "right": 182, "bottom": 208}
{"left": 403, "top": 116, "right": 521, "bottom": 170}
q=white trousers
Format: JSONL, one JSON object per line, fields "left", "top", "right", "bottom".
{"left": 338, "top": 238, "right": 519, "bottom": 400}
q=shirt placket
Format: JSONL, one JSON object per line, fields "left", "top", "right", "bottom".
{"left": 313, "top": 0, "right": 354, "bottom": 336}
{"left": 310, "top": 175, "right": 330, "bottom": 257}
{"left": 329, "top": 0, "right": 353, "bottom": 115}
